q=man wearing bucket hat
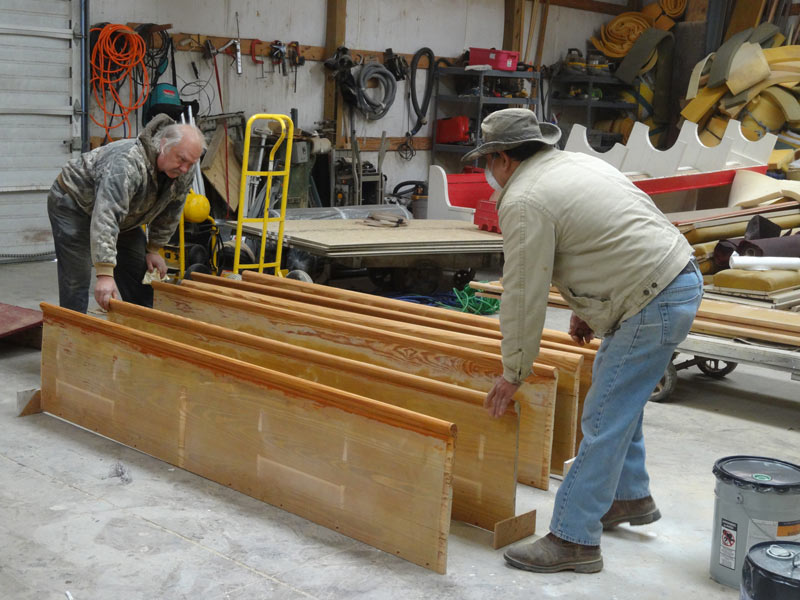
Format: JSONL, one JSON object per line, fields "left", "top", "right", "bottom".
{"left": 472, "top": 108, "right": 702, "bottom": 573}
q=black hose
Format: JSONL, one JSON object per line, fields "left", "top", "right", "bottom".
{"left": 392, "top": 180, "right": 426, "bottom": 197}
{"left": 355, "top": 62, "right": 396, "bottom": 120}
{"left": 407, "top": 48, "right": 435, "bottom": 137}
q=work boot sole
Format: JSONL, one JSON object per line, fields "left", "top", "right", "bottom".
{"left": 603, "top": 508, "right": 661, "bottom": 530}
{"left": 504, "top": 554, "right": 603, "bottom": 574}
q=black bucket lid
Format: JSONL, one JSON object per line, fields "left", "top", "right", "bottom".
{"left": 712, "top": 456, "right": 800, "bottom": 493}
{"left": 744, "top": 542, "right": 800, "bottom": 590}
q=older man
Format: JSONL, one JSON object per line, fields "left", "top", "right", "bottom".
{"left": 47, "top": 114, "right": 205, "bottom": 312}
{"left": 465, "top": 109, "right": 702, "bottom": 573}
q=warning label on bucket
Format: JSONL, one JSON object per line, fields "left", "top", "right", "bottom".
{"left": 719, "top": 518, "right": 737, "bottom": 570}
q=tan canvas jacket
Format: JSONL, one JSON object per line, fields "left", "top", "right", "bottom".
{"left": 497, "top": 146, "right": 693, "bottom": 384}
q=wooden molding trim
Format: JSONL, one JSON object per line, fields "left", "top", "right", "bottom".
{"left": 109, "top": 299, "right": 521, "bottom": 532}
{"left": 40, "top": 303, "right": 455, "bottom": 573}
{"left": 152, "top": 282, "right": 557, "bottom": 490}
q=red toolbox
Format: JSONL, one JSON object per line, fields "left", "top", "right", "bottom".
{"left": 469, "top": 47, "right": 519, "bottom": 71}
{"left": 436, "top": 116, "right": 471, "bottom": 144}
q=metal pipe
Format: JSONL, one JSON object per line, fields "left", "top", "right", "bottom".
{"left": 80, "top": 0, "right": 90, "bottom": 152}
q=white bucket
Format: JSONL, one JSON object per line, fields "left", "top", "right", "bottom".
{"left": 709, "top": 456, "right": 800, "bottom": 589}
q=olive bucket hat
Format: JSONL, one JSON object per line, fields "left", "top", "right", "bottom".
{"left": 461, "top": 108, "right": 561, "bottom": 163}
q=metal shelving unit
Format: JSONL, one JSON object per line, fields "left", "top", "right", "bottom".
{"left": 548, "top": 72, "right": 633, "bottom": 150}
{"left": 432, "top": 66, "right": 542, "bottom": 164}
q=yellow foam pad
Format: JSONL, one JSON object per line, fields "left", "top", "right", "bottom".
{"left": 713, "top": 269, "right": 800, "bottom": 292}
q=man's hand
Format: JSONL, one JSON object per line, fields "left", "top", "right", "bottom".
{"left": 569, "top": 312, "right": 595, "bottom": 346}
{"left": 94, "top": 275, "right": 120, "bottom": 310}
{"left": 146, "top": 251, "right": 167, "bottom": 278}
{"left": 484, "top": 376, "right": 521, "bottom": 418}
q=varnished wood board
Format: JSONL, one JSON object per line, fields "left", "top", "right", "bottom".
{"left": 234, "top": 272, "right": 596, "bottom": 471}
{"left": 692, "top": 317, "right": 800, "bottom": 347}
{"left": 152, "top": 283, "right": 558, "bottom": 490}
{"left": 109, "top": 301, "right": 519, "bottom": 532}
{"left": 40, "top": 304, "right": 455, "bottom": 573}
{"left": 698, "top": 298, "right": 800, "bottom": 335}
{"left": 182, "top": 279, "right": 583, "bottom": 482}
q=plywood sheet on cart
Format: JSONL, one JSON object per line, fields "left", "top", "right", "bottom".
{"left": 39, "top": 304, "right": 455, "bottom": 573}
{"left": 196, "top": 274, "right": 589, "bottom": 475}
{"left": 152, "top": 282, "right": 557, "bottom": 490}
{"left": 108, "top": 301, "right": 518, "bottom": 532}
{"left": 236, "top": 218, "right": 504, "bottom": 251}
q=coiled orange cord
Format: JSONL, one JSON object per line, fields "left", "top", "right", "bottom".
{"left": 90, "top": 24, "right": 149, "bottom": 141}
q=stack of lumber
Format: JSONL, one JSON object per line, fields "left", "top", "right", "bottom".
{"left": 236, "top": 219, "right": 504, "bottom": 258}
{"left": 470, "top": 281, "right": 800, "bottom": 348}
{"left": 31, "top": 274, "right": 600, "bottom": 573}
{"left": 693, "top": 297, "right": 800, "bottom": 346}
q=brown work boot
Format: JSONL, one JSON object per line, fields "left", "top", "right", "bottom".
{"left": 601, "top": 495, "right": 661, "bottom": 530}
{"left": 503, "top": 533, "right": 603, "bottom": 573}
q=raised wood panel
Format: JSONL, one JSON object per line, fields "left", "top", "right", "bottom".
{"left": 108, "top": 300, "right": 518, "bottom": 532}
{"left": 152, "top": 283, "right": 557, "bottom": 490}
{"left": 40, "top": 304, "right": 454, "bottom": 573}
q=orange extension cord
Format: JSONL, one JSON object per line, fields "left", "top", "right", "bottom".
{"left": 90, "top": 24, "right": 149, "bottom": 142}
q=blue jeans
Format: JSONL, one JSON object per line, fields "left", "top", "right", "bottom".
{"left": 550, "top": 262, "right": 703, "bottom": 546}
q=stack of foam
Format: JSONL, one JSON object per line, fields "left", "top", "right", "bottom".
{"left": 682, "top": 35, "right": 800, "bottom": 145}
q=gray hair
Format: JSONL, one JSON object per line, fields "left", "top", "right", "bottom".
{"left": 157, "top": 124, "right": 207, "bottom": 154}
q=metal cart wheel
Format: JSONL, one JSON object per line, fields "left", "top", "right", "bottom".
{"left": 650, "top": 362, "right": 678, "bottom": 403}
{"left": 696, "top": 357, "right": 738, "bottom": 379}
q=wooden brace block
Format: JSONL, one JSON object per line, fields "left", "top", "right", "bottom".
{"left": 152, "top": 282, "right": 558, "bottom": 491}
{"left": 108, "top": 300, "right": 519, "bottom": 532}
{"left": 40, "top": 303, "right": 456, "bottom": 573}
{"left": 493, "top": 509, "right": 536, "bottom": 549}
{"left": 17, "top": 388, "right": 41, "bottom": 417}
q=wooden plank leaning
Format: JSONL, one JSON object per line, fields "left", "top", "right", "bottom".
{"left": 38, "top": 303, "right": 456, "bottom": 573}
{"left": 188, "top": 275, "right": 586, "bottom": 474}
{"left": 151, "top": 282, "right": 558, "bottom": 491}
{"left": 108, "top": 300, "right": 529, "bottom": 541}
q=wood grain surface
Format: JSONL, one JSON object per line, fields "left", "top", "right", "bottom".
{"left": 40, "top": 304, "right": 455, "bottom": 573}
{"left": 109, "top": 300, "right": 520, "bottom": 532}
{"left": 152, "top": 283, "right": 558, "bottom": 490}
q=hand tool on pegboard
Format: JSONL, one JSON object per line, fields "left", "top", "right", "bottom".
{"left": 288, "top": 41, "right": 305, "bottom": 92}
{"left": 271, "top": 40, "right": 288, "bottom": 76}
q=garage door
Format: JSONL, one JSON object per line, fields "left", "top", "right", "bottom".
{"left": 0, "top": 0, "right": 80, "bottom": 263}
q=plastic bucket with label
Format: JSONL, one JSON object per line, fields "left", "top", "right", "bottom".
{"left": 740, "top": 541, "right": 800, "bottom": 599}
{"left": 709, "top": 456, "right": 800, "bottom": 588}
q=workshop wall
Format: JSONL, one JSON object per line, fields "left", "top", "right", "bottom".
{"left": 88, "top": 0, "right": 616, "bottom": 195}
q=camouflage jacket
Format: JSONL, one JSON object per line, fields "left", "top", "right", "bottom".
{"left": 58, "top": 114, "right": 194, "bottom": 276}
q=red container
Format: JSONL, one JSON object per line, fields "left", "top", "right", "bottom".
{"left": 474, "top": 198, "right": 501, "bottom": 233}
{"left": 436, "top": 116, "right": 471, "bottom": 144}
{"left": 469, "top": 47, "right": 519, "bottom": 71}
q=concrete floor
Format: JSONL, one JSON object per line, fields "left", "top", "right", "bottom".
{"left": 1, "top": 260, "right": 798, "bottom": 599}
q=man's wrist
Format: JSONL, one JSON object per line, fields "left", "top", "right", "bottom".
{"left": 95, "top": 264, "right": 114, "bottom": 277}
